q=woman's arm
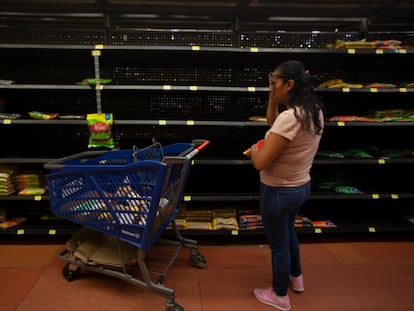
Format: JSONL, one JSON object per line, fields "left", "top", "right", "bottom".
{"left": 250, "top": 132, "right": 289, "bottom": 171}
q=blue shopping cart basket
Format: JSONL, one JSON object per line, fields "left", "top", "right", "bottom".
{"left": 45, "top": 139, "right": 209, "bottom": 251}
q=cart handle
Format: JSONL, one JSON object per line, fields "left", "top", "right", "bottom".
{"left": 44, "top": 140, "right": 209, "bottom": 169}
{"left": 185, "top": 139, "right": 210, "bottom": 160}
{"left": 163, "top": 139, "right": 210, "bottom": 164}
{"left": 192, "top": 139, "right": 210, "bottom": 152}
{"left": 44, "top": 150, "right": 108, "bottom": 170}
{"left": 185, "top": 139, "right": 210, "bottom": 159}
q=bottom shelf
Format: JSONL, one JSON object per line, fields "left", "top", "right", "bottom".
{"left": 1, "top": 220, "right": 413, "bottom": 244}
{"left": 0, "top": 221, "right": 82, "bottom": 242}
{"left": 171, "top": 221, "right": 414, "bottom": 236}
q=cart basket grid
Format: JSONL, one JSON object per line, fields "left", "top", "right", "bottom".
{"left": 46, "top": 141, "right": 201, "bottom": 251}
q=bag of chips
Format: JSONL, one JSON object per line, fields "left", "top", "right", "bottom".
{"left": 87, "top": 113, "right": 114, "bottom": 149}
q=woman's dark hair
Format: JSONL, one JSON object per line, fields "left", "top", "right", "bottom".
{"left": 275, "top": 60, "right": 324, "bottom": 135}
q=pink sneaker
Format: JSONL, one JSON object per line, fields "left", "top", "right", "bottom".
{"left": 253, "top": 287, "right": 291, "bottom": 311}
{"left": 290, "top": 274, "right": 304, "bottom": 292}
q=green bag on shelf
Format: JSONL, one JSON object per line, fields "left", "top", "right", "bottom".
{"left": 87, "top": 113, "right": 115, "bottom": 149}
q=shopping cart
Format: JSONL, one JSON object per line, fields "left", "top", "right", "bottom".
{"left": 44, "top": 139, "right": 209, "bottom": 311}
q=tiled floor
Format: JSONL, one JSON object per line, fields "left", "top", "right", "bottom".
{"left": 0, "top": 236, "right": 413, "bottom": 311}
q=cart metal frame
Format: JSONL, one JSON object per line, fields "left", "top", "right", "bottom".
{"left": 45, "top": 139, "right": 209, "bottom": 311}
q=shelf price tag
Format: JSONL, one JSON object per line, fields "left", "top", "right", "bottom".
{"left": 337, "top": 121, "right": 345, "bottom": 127}
{"left": 371, "top": 193, "right": 380, "bottom": 199}
{"left": 397, "top": 49, "right": 407, "bottom": 54}
{"left": 34, "top": 195, "right": 42, "bottom": 201}
{"left": 91, "top": 50, "right": 101, "bottom": 56}
{"left": 48, "top": 229, "right": 57, "bottom": 235}
{"left": 375, "top": 49, "right": 384, "bottom": 54}
{"left": 314, "top": 228, "right": 322, "bottom": 234}
{"left": 17, "top": 229, "right": 25, "bottom": 235}
{"left": 94, "top": 44, "right": 104, "bottom": 50}
{"left": 369, "top": 88, "right": 378, "bottom": 92}
{"left": 377, "top": 158, "right": 386, "bottom": 164}
{"left": 347, "top": 49, "right": 356, "bottom": 54}
{"left": 399, "top": 88, "right": 407, "bottom": 93}
{"left": 391, "top": 194, "right": 399, "bottom": 199}
{"left": 189, "top": 86, "right": 198, "bottom": 91}
{"left": 3, "top": 119, "right": 12, "bottom": 125}
{"left": 250, "top": 47, "right": 259, "bottom": 52}
{"left": 183, "top": 195, "right": 192, "bottom": 201}
{"left": 158, "top": 120, "right": 167, "bottom": 125}
{"left": 368, "top": 227, "right": 376, "bottom": 233}
{"left": 191, "top": 46, "right": 200, "bottom": 51}
{"left": 248, "top": 87, "right": 256, "bottom": 92}
{"left": 186, "top": 120, "right": 195, "bottom": 125}
{"left": 341, "top": 88, "right": 350, "bottom": 93}
{"left": 231, "top": 230, "right": 239, "bottom": 235}
{"left": 163, "top": 85, "right": 171, "bottom": 90}
{"left": 95, "top": 85, "right": 103, "bottom": 90}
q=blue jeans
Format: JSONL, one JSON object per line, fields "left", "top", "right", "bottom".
{"left": 260, "top": 181, "right": 310, "bottom": 296}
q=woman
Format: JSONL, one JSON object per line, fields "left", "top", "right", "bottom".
{"left": 250, "top": 60, "right": 324, "bottom": 311}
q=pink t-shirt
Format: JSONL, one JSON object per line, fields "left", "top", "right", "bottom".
{"left": 260, "top": 108, "right": 323, "bottom": 187}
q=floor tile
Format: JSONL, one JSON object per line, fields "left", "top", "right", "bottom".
{"left": 0, "top": 240, "right": 413, "bottom": 311}
{"left": 0, "top": 245, "right": 62, "bottom": 268}
{"left": 0, "top": 268, "right": 44, "bottom": 311}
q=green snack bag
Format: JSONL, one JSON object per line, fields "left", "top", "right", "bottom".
{"left": 87, "top": 113, "right": 114, "bottom": 149}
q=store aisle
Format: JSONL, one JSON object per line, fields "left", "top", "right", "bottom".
{"left": 0, "top": 240, "right": 413, "bottom": 311}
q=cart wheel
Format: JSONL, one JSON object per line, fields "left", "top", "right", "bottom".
{"left": 165, "top": 302, "right": 184, "bottom": 311}
{"left": 189, "top": 250, "right": 207, "bottom": 269}
{"left": 62, "top": 264, "right": 81, "bottom": 282}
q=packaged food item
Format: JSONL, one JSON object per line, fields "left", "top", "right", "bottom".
{"left": 243, "top": 139, "right": 264, "bottom": 157}
{"left": 76, "top": 78, "right": 112, "bottom": 85}
{"left": 18, "top": 187, "right": 46, "bottom": 196}
{"left": 87, "top": 113, "right": 115, "bottom": 149}
{"left": 249, "top": 116, "right": 267, "bottom": 122}
{"left": 334, "top": 186, "right": 364, "bottom": 194}
{"left": 28, "top": 111, "right": 59, "bottom": 120}
{"left": 0, "top": 79, "right": 15, "bottom": 85}
{"left": 0, "top": 217, "right": 27, "bottom": 229}
{"left": 0, "top": 113, "right": 21, "bottom": 119}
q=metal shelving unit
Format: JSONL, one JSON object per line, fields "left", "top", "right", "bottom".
{"left": 1, "top": 0, "right": 414, "bottom": 238}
